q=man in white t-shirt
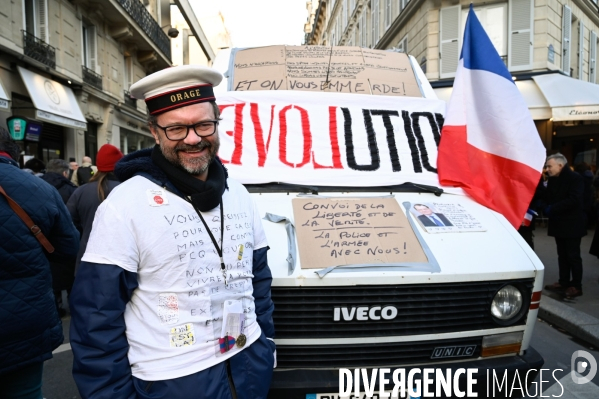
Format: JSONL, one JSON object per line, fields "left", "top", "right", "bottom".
{"left": 70, "top": 66, "right": 275, "bottom": 399}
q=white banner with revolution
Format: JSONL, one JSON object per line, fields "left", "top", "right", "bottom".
{"left": 216, "top": 90, "right": 451, "bottom": 189}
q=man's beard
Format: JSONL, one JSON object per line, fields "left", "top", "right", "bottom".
{"left": 159, "top": 137, "right": 219, "bottom": 176}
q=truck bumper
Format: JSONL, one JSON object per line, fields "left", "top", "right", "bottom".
{"left": 268, "top": 346, "right": 544, "bottom": 399}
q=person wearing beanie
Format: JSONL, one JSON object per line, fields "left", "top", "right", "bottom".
{"left": 96, "top": 144, "right": 124, "bottom": 172}
{"left": 67, "top": 144, "right": 124, "bottom": 273}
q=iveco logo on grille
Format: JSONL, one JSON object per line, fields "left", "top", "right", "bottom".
{"left": 431, "top": 345, "right": 477, "bottom": 359}
{"left": 333, "top": 306, "right": 398, "bottom": 321}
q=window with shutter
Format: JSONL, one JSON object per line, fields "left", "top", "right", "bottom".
{"left": 89, "top": 26, "right": 98, "bottom": 73}
{"left": 562, "top": 5, "right": 572, "bottom": 76}
{"left": 508, "top": 0, "right": 533, "bottom": 71}
{"left": 37, "top": 0, "right": 48, "bottom": 42}
{"left": 440, "top": 6, "right": 461, "bottom": 79}
{"left": 590, "top": 32, "right": 597, "bottom": 84}
{"left": 124, "top": 56, "right": 132, "bottom": 90}
{"left": 397, "top": 35, "right": 407, "bottom": 53}
{"left": 371, "top": 0, "right": 380, "bottom": 48}
{"left": 360, "top": 11, "right": 365, "bottom": 47}
{"left": 578, "top": 21, "right": 584, "bottom": 80}
{"left": 343, "top": 1, "right": 347, "bottom": 30}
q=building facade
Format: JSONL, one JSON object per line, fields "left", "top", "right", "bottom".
{"left": 306, "top": 0, "right": 599, "bottom": 168}
{"left": 0, "top": 0, "right": 212, "bottom": 166}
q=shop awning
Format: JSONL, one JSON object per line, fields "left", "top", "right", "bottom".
{"left": 433, "top": 79, "right": 551, "bottom": 120}
{"left": 18, "top": 67, "right": 87, "bottom": 129}
{"left": 532, "top": 73, "right": 599, "bottom": 121}
{"left": 0, "top": 78, "right": 9, "bottom": 110}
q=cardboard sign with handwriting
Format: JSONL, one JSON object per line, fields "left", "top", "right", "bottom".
{"left": 292, "top": 197, "right": 428, "bottom": 269}
{"left": 232, "top": 45, "right": 422, "bottom": 97}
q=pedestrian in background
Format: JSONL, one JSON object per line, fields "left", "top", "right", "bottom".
{"left": 574, "top": 162, "right": 594, "bottom": 228}
{"left": 67, "top": 144, "right": 123, "bottom": 274}
{"left": 542, "top": 153, "right": 586, "bottom": 299}
{"left": 76, "top": 156, "right": 97, "bottom": 185}
{"left": 68, "top": 157, "right": 79, "bottom": 186}
{"left": 23, "top": 157, "right": 45, "bottom": 176}
{"left": 0, "top": 127, "right": 79, "bottom": 399}
{"left": 41, "top": 159, "right": 78, "bottom": 204}
{"left": 41, "top": 159, "right": 78, "bottom": 316}
{"left": 517, "top": 178, "right": 545, "bottom": 250}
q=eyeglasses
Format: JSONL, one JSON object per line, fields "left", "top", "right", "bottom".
{"left": 153, "top": 120, "right": 219, "bottom": 141}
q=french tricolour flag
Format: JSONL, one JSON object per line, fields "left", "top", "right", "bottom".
{"left": 437, "top": 5, "right": 546, "bottom": 229}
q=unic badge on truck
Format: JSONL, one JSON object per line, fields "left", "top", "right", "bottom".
{"left": 216, "top": 46, "right": 544, "bottom": 398}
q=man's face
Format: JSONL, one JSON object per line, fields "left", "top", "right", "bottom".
{"left": 151, "top": 102, "right": 219, "bottom": 180}
{"left": 69, "top": 161, "right": 78, "bottom": 170}
{"left": 414, "top": 205, "right": 433, "bottom": 216}
{"left": 545, "top": 158, "right": 564, "bottom": 177}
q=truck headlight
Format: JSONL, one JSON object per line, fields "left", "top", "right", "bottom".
{"left": 491, "top": 285, "right": 523, "bottom": 321}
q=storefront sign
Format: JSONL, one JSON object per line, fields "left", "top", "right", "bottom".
{"left": 553, "top": 106, "right": 599, "bottom": 121}
{"left": 6, "top": 116, "right": 27, "bottom": 140}
{"left": 25, "top": 121, "right": 42, "bottom": 142}
{"left": 18, "top": 67, "right": 87, "bottom": 129}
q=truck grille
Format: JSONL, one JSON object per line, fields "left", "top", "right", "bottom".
{"left": 272, "top": 279, "right": 533, "bottom": 339}
{"left": 278, "top": 337, "right": 482, "bottom": 368}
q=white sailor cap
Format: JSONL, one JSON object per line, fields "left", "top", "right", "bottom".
{"left": 129, "top": 65, "right": 223, "bottom": 115}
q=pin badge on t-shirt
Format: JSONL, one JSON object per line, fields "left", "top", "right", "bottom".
{"left": 147, "top": 189, "right": 169, "bottom": 207}
{"left": 237, "top": 244, "right": 244, "bottom": 260}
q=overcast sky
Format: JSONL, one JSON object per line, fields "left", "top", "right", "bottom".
{"left": 191, "top": 0, "right": 309, "bottom": 48}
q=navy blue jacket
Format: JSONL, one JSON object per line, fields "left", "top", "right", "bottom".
{"left": 0, "top": 155, "right": 80, "bottom": 375}
{"left": 70, "top": 149, "right": 275, "bottom": 399}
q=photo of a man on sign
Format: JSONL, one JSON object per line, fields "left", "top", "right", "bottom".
{"left": 413, "top": 204, "right": 454, "bottom": 227}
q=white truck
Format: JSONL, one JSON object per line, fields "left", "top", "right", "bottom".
{"left": 215, "top": 46, "right": 544, "bottom": 398}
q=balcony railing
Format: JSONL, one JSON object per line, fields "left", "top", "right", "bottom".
{"left": 124, "top": 90, "right": 137, "bottom": 108}
{"left": 22, "top": 30, "right": 56, "bottom": 69}
{"left": 82, "top": 65, "right": 103, "bottom": 91}
{"left": 115, "top": 0, "right": 171, "bottom": 61}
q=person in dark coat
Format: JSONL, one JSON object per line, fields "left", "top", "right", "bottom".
{"left": 541, "top": 153, "right": 586, "bottom": 299}
{"left": 574, "top": 162, "right": 594, "bottom": 228}
{"left": 23, "top": 157, "right": 45, "bottom": 176}
{"left": 76, "top": 156, "right": 97, "bottom": 185}
{"left": 517, "top": 178, "right": 546, "bottom": 250}
{"left": 0, "top": 128, "right": 79, "bottom": 398}
{"left": 67, "top": 144, "right": 123, "bottom": 274}
{"left": 41, "top": 159, "right": 78, "bottom": 204}
{"left": 40, "top": 159, "right": 78, "bottom": 316}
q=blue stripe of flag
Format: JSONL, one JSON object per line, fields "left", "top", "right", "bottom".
{"left": 460, "top": 4, "right": 513, "bottom": 83}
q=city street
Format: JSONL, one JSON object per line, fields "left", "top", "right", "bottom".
{"left": 42, "top": 314, "right": 599, "bottom": 398}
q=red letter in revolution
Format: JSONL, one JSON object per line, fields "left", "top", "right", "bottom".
{"left": 218, "top": 103, "right": 245, "bottom": 165}
{"left": 250, "top": 103, "right": 275, "bottom": 167}
{"left": 278, "top": 105, "right": 312, "bottom": 168}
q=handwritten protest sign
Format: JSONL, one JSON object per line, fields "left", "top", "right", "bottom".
{"left": 292, "top": 197, "right": 428, "bottom": 269}
{"left": 231, "top": 45, "right": 422, "bottom": 97}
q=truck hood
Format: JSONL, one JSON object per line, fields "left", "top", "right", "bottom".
{"left": 252, "top": 191, "right": 543, "bottom": 286}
